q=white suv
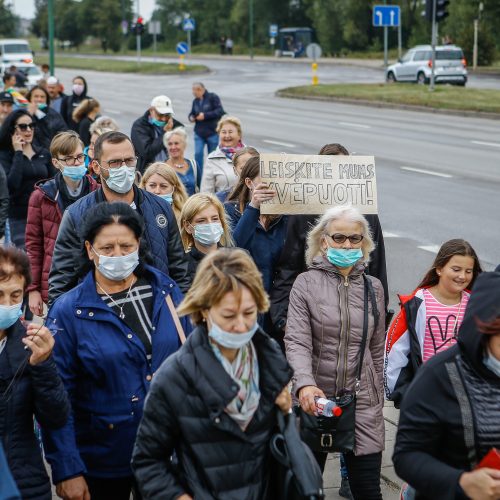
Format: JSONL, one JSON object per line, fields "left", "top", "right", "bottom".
{"left": 386, "top": 45, "right": 467, "bottom": 86}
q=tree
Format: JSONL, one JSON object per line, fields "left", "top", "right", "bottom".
{"left": 0, "top": 0, "right": 20, "bottom": 37}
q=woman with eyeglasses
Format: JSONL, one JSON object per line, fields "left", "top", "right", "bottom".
{"left": 43, "top": 202, "right": 191, "bottom": 500}
{"left": 285, "top": 205, "right": 386, "bottom": 500}
{"left": 180, "top": 193, "right": 233, "bottom": 279}
{"left": 0, "top": 110, "right": 55, "bottom": 248}
{"left": 25, "top": 131, "right": 98, "bottom": 317}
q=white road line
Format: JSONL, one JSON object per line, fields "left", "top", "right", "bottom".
{"left": 383, "top": 232, "right": 400, "bottom": 238}
{"left": 401, "top": 166, "right": 453, "bottom": 178}
{"left": 471, "top": 140, "right": 500, "bottom": 148}
{"left": 246, "top": 109, "right": 271, "bottom": 115}
{"left": 339, "top": 121, "right": 371, "bottom": 129}
{"left": 418, "top": 245, "right": 441, "bottom": 254}
{"left": 106, "top": 110, "right": 122, "bottom": 115}
{"left": 263, "top": 139, "right": 296, "bottom": 148}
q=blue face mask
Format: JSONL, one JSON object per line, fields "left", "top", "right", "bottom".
{"left": 37, "top": 103, "right": 48, "bottom": 110}
{"left": 326, "top": 248, "right": 363, "bottom": 268}
{"left": 159, "top": 193, "right": 173, "bottom": 204}
{"left": 208, "top": 317, "right": 258, "bottom": 349}
{"left": 0, "top": 302, "right": 23, "bottom": 330}
{"left": 193, "top": 223, "right": 224, "bottom": 246}
{"left": 102, "top": 165, "right": 136, "bottom": 194}
{"left": 83, "top": 146, "right": 91, "bottom": 168}
{"left": 151, "top": 118, "right": 167, "bottom": 127}
{"left": 62, "top": 164, "right": 87, "bottom": 181}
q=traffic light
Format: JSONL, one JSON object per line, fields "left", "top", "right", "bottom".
{"left": 134, "top": 17, "right": 145, "bottom": 35}
{"left": 422, "top": 0, "right": 433, "bottom": 22}
{"left": 435, "top": 0, "right": 450, "bottom": 22}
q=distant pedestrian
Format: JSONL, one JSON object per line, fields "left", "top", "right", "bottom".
{"left": 72, "top": 98, "right": 101, "bottom": 146}
{"left": 385, "top": 239, "right": 482, "bottom": 408}
{"left": 2, "top": 73, "right": 16, "bottom": 91}
{"left": 131, "top": 95, "right": 184, "bottom": 173}
{"left": 43, "top": 202, "right": 191, "bottom": 500}
{"left": 0, "top": 110, "right": 55, "bottom": 248}
{"left": 225, "top": 37, "right": 234, "bottom": 55}
{"left": 8, "top": 65, "right": 27, "bottom": 88}
{"left": 219, "top": 35, "right": 226, "bottom": 55}
{"left": 163, "top": 127, "right": 200, "bottom": 195}
{"left": 46, "top": 76, "right": 66, "bottom": 115}
{"left": 200, "top": 115, "right": 244, "bottom": 194}
{"left": 132, "top": 248, "right": 293, "bottom": 499}
{"left": 179, "top": 193, "right": 233, "bottom": 279}
{"left": 285, "top": 205, "right": 386, "bottom": 500}
{"left": 188, "top": 82, "right": 225, "bottom": 175}
{"left": 60, "top": 75, "right": 92, "bottom": 131}
{"left": 0, "top": 90, "right": 14, "bottom": 126}
{"left": 26, "top": 85, "right": 68, "bottom": 150}
{"left": 48, "top": 131, "right": 191, "bottom": 303}
{"left": 393, "top": 271, "right": 500, "bottom": 500}
{"left": 140, "top": 162, "right": 189, "bottom": 225}
{"left": 0, "top": 245, "right": 69, "bottom": 500}
{"left": 41, "top": 63, "right": 50, "bottom": 80}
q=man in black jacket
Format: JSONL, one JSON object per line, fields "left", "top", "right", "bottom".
{"left": 0, "top": 91, "right": 14, "bottom": 126}
{"left": 131, "top": 95, "right": 183, "bottom": 173}
{"left": 188, "top": 83, "right": 224, "bottom": 175}
{"left": 270, "top": 144, "right": 389, "bottom": 337}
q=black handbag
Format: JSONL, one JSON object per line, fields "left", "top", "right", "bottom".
{"left": 268, "top": 408, "right": 325, "bottom": 500}
{"left": 296, "top": 275, "right": 379, "bottom": 453}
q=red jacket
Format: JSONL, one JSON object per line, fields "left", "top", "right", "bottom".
{"left": 25, "top": 174, "right": 98, "bottom": 303}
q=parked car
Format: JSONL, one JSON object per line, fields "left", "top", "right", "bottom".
{"left": 386, "top": 45, "right": 467, "bottom": 86}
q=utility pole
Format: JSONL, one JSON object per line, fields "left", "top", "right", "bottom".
{"left": 473, "top": 2, "right": 483, "bottom": 70}
{"left": 249, "top": 0, "right": 254, "bottom": 60}
{"left": 383, "top": 0, "right": 388, "bottom": 71}
{"left": 136, "top": 0, "right": 141, "bottom": 66}
{"left": 430, "top": 0, "right": 437, "bottom": 91}
{"left": 48, "top": 0, "right": 55, "bottom": 75}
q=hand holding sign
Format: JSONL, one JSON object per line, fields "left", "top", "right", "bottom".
{"left": 249, "top": 182, "right": 277, "bottom": 209}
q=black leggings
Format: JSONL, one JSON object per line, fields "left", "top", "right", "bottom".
{"left": 313, "top": 451, "right": 383, "bottom": 500}
{"left": 86, "top": 476, "right": 141, "bottom": 500}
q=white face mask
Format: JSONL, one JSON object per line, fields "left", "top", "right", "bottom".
{"left": 484, "top": 346, "right": 500, "bottom": 377}
{"left": 92, "top": 247, "right": 139, "bottom": 281}
{"left": 102, "top": 165, "right": 136, "bottom": 194}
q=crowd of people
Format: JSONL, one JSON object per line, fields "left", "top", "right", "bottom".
{"left": 0, "top": 69, "right": 499, "bottom": 500}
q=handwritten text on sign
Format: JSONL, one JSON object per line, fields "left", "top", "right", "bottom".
{"left": 259, "top": 154, "right": 378, "bottom": 215}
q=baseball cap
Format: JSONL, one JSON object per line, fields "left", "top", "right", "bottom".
{"left": 0, "top": 91, "right": 14, "bottom": 104}
{"left": 46, "top": 76, "right": 59, "bottom": 85}
{"left": 151, "top": 95, "right": 174, "bottom": 115}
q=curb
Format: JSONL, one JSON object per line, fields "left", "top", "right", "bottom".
{"left": 276, "top": 90, "right": 500, "bottom": 120}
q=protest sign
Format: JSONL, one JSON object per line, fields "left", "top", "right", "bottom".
{"left": 259, "top": 153, "right": 378, "bottom": 215}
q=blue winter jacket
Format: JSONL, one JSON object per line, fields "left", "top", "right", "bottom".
{"left": 188, "top": 91, "right": 224, "bottom": 139}
{"left": 48, "top": 185, "right": 191, "bottom": 304}
{"left": 43, "top": 265, "right": 192, "bottom": 483}
{"left": 224, "top": 201, "right": 288, "bottom": 293}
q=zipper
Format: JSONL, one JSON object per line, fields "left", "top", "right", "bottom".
{"left": 335, "top": 275, "right": 350, "bottom": 395}
{"left": 343, "top": 277, "right": 350, "bottom": 389}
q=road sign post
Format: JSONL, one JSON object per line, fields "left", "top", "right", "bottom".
{"left": 183, "top": 18, "right": 195, "bottom": 54}
{"left": 176, "top": 41, "right": 189, "bottom": 70}
{"left": 306, "top": 43, "right": 322, "bottom": 85}
{"left": 148, "top": 21, "right": 161, "bottom": 61}
{"left": 430, "top": 0, "right": 437, "bottom": 91}
{"left": 373, "top": 5, "right": 401, "bottom": 72}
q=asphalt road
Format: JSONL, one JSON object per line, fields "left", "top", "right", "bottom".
{"left": 57, "top": 57, "right": 499, "bottom": 311}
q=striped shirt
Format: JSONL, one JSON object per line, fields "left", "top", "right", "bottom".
{"left": 422, "top": 289, "right": 470, "bottom": 362}
{"left": 100, "top": 277, "right": 154, "bottom": 359}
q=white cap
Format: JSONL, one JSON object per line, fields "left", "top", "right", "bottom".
{"left": 150, "top": 95, "right": 174, "bottom": 115}
{"left": 46, "top": 76, "right": 59, "bottom": 85}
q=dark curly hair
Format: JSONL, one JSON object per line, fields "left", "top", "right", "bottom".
{"left": 0, "top": 246, "right": 32, "bottom": 289}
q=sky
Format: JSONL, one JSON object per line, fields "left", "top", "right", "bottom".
{"left": 11, "top": 0, "right": 157, "bottom": 20}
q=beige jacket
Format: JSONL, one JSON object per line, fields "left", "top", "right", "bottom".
{"left": 200, "top": 148, "right": 237, "bottom": 194}
{"left": 285, "top": 256, "right": 386, "bottom": 456}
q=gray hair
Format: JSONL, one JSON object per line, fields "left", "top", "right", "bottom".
{"left": 89, "top": 116, "right": 119, "bottom": 136}
{"left": 163, "top": 127, "right": 187, "bottom": 148}
{"left": 192, "top": 82, "right": 205, "bottom": 89}
{"left": 305, "top": 205, "right": 375, "bottom": 266}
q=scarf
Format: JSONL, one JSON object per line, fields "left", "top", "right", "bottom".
{"left": 56, "top": 172, "right": 91, "bottom": 211}
{"left": 219, "top": 141, "right": 244, "bottom": 161}
{"left": 211, "top": 340, "right": 260, "bottom": 430}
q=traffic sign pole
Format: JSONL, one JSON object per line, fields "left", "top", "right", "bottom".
{"left": 430, "top": 0, "right": 437, "bottom": 91}
{"left": 187, "top": 30, "right": 191, "bottom": 56}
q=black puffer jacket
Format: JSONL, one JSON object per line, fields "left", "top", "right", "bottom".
{"left": 132, "top": 325, "right": 293, "bottom": 499}
{"left": 0, "top": 166, "right": 8, "bottom": 238}
{"left": 0, "top": 320, "right": 70, "bottom": 499}
{"left": 32, "top": 107, "right": 68, "bottom": 150}
{"left": 393, "top": 272, "right": 500, "bottom": 500}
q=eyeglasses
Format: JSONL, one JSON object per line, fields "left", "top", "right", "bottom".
{"left": 57, "top": 153, "right": 85, "bottom": 166}
{"left": 15, "top": 123, "right": 35, "bottom": 131}
{"left": 99, "top": 157, "right": 138, "bottom": 169}
{"left": 328, "top": 233, "right": 364, "bottom": 244}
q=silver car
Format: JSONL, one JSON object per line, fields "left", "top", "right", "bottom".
{"left": 386, "top": 45, "right": 467, "bottom": 86}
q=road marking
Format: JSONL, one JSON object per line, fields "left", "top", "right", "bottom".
{"left": 471, "top": 140, "right": 500, "bottom": 148}
{"left": 418, "top": 245, "right": 441, "bottom": 253}
{"left": 383, "top": 232, "right": 400, "bottom": 238}
{"left": 401, "top": 166, "right": 452, "bottom": 178}
{"left": 246, "top": 109, "right": 271, "bottom": 115}
{"left": 339, "top": 121, "right": 371, "bottom": 129}
{"left": 106, "top": 110, "right": 122, "bottom": 115}
{"left": 263, "top": 139, "right": 296, "bottom": 148}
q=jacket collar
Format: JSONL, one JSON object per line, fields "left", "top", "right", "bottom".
{"left": 0, "top": 321, "right": 29, "bottom": 380}
{"left": 95, "top": 184, "right": 143, "bottom": 209}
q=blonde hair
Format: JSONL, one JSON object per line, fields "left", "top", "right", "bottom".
{"left": 163, "top": 127, "right": 187, "bottom": 149}
{"left": 140, "top": 162, "right": 188, "bottom": 222}
{"left": 72, "top": 98, "right": 100, "bottom": 123}
{"left": 89, "top": 116, "right": 119, "bottom": 136}
{"left": 177, "top": 248, "right": 268, "bottom": 325}
{"left": 179, "top": 193, "right": 233, "bottom": 250}
{"left": 216, "top": 115, "right": 242, "bottom": 137}
{"left": 305, "top": 205, "right": 375, "bottom": 266}
{"left": 50, "top": 130, "right": 84, "bottom": 158}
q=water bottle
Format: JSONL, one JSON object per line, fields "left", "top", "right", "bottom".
{"left": 314, "top": 397, "right": 343, "bottom": 417}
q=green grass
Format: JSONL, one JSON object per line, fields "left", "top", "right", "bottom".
{"left": 278, "top": 83, "right": 500, "bottom": 114}
{"left": 36, "top": 54, "right": 208, "bottom": 74}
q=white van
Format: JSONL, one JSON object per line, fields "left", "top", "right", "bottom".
{"left": 0, "top": 39, "right": 34, "bottom": 65}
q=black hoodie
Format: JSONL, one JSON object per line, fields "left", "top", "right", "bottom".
{"left": 393, "top": 272, "right": 500, "bottom": 500}
{"left": 59, "top": 76, "right": 91, "bottom": 131}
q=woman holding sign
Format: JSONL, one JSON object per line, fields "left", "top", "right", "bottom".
{"left": 393, "top": 272, "right": 500, "bottom": 500}
{"left": 224, "top": 156, "right": 287, "bottom": 296}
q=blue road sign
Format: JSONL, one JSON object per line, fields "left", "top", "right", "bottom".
{"left": 176, "top": 42, "right": 189, "bottom": 55}
{"left": 373, "top": 5, "right": 400, "bottom": 27}
{"left": 183, "top": 18, "right": 196, "bottom": 31}
{"left": 269, "top": 24, "right": 278, "bottom": 37}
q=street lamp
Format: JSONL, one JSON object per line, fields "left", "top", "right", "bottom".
{"left": 48, "top": 0, "right": 55, "bottom": 75}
